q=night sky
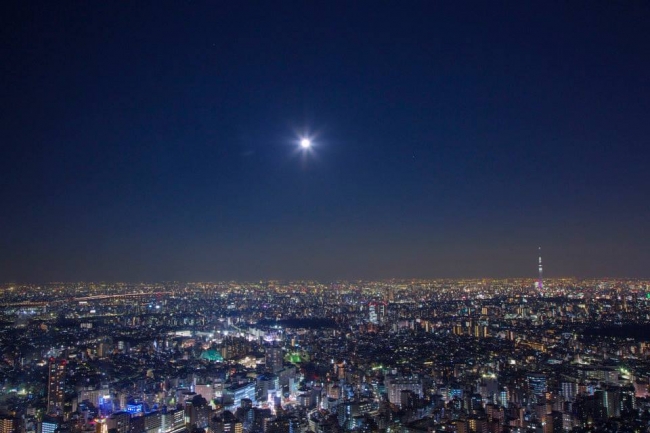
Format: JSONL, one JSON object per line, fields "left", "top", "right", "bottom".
{"left": 2, "top": 2, "right": 649, "bottom": 282}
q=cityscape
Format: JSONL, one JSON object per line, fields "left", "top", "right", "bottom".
{"left": 2, "top": 2, "right": 649, "bottom": 433}
{"left": 2, "top": 272, "right": 650, "bottom": 433}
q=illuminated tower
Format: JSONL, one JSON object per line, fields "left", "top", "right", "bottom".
{"left": 369, "top": 302, "right": 378, "bottom": 324}
{"left": 47, "top": 358, "right": 66, "bottom": 415}
{"left": 369, "top": 301, "right": 386, "bottom": 325}
{"left": 537, "top": 247, "right": 543, "bottom": 290}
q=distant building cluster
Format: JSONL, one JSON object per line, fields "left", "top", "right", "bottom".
{"left": 1, "top": 279, "right": 650, "bottom": 433}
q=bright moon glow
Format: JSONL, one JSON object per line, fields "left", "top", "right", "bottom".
{"left": 300, "top": 138, "right": 311, "bottom": 149}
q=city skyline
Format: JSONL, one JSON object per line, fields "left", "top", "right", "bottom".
{"left": 2, "top": 2, "right": 649, "bottom": 281}
{"left": 2, "top": 278, "right": 650, "bottom": 433}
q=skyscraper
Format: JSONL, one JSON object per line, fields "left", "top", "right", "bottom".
{"left": 527, "top": 373, "right": 547, "bottom": 398}
{"left": 265, "top": 346, "right": 283, "bottom": 374}
{"left": 47, "top": 358, "right": 66, "bottom": 415}
{"left": 386, "top": 376, "right": 423, "bottom": 407}
{"left": 561, "top": 381, "right": 578, "bottom": 402}
{"left": 0, "top": 417, "right": 20, "bottom": 433}
{"left": 368, "top": 301, "right": 386, "bottom": 324}
{"left": 38, "top": 417, "right": 59, "bottom": 433}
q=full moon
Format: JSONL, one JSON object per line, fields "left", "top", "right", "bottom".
{"left": 300, "top": 138, "right": 311, "bottom": 149}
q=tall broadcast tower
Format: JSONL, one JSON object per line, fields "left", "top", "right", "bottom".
{"left": 537, "top": 247, "right": 543, "bottom": 290}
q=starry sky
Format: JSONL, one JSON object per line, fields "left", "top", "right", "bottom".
{"left": 1, "top": 1, "right": 649, "bottom": 282}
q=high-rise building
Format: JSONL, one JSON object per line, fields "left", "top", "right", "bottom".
{"left": 185, "top": 396, "right": 211, "bottom": 430}
{"left": 47, "top": 358, "right": 66, "bottom": 415}
{"left": 598, "top": 389, "right": 621, "bottom": 418}
{"left": 256, "top": 374, "right": 279, "bottom": 403}
{"left": 338, "top": 401, "right": 372, "bottom": 430}
{"left": 0, "top": 417, "right": 20, "bottom": 433}
{"left": 561, "top": 381, "right": 578, "bottom": 402}
{"left": 266, "top": 416, "right": 299, "bottom": 433}
{"left": 194, "top": 382, "right": 215, "bottom": 401}
{"left": 226, "top": 383, "right": 256, "bottom": 410}
{"left": 386, "top": 376, "right": 423, "bottom": 407}
{"left": 498, "top": 387, "right": 509, "bottom": 408}
{"left": 144, "top": 412, "right": 162, "bottom": 433}
{"left": 368, "top": 302, "right": 386, "bottom": 324}
{"left": 105, "top": 412, "right": 130, "bottom": 433}
{"left": 211, "top": 411, "right": 242, "bottom": 433}
{"left": 161, "top": 408, "right": 185, "bottom": 433}
{"left": 38, "top": 416, "right": 59, "bottom": 433}
{"left": 527, "top": 373, "right": 547, "bottom": 400}
{"left": 265, "top": 346, "right": 283, "bottom": 374}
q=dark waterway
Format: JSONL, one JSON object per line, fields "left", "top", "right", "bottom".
{"left": 583, "top": 324, "right": 650, "bottom": 341}
{"left": 256, "top": 318, "right": 337, "bottom": 329}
